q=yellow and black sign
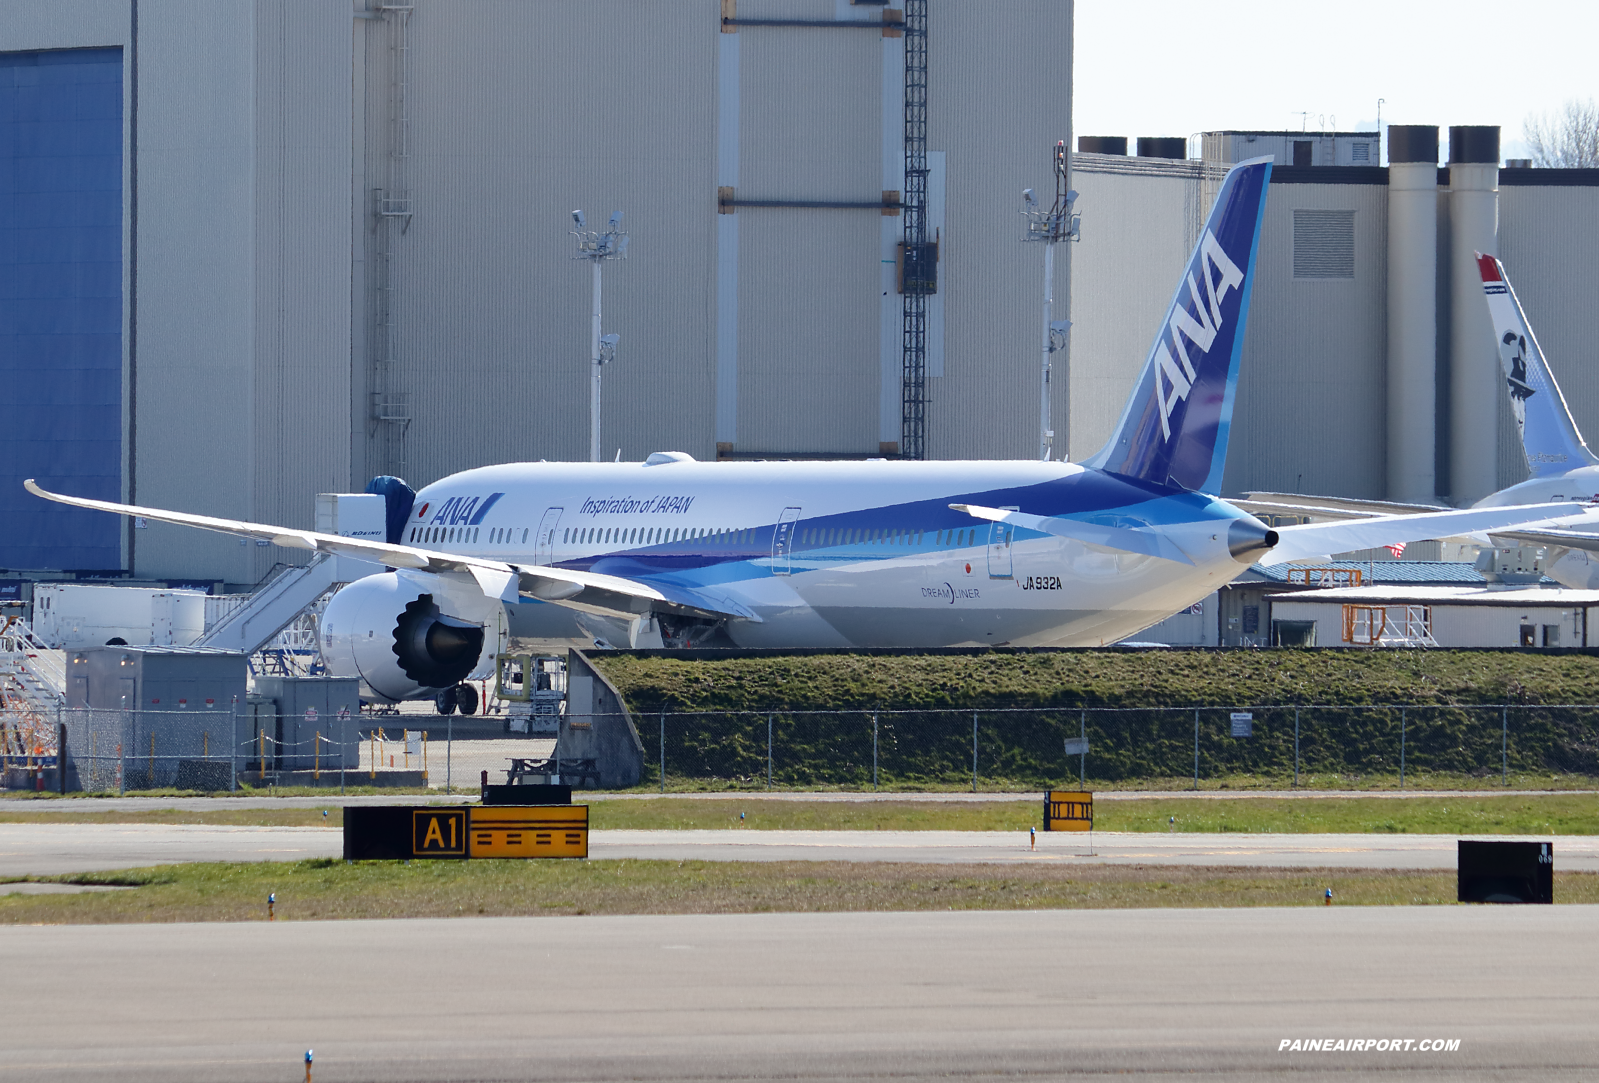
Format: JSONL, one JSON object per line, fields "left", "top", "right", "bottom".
{"left": 469, "top": 804, "right": 588, "bottom": 859}
{"left": 413, "top": 808, "right": 467, "bottom": 856}
{"left": 1044, "top": 790, "right": 1093, "bottom": 832}
{"left": 343, "top": 804, "right": 589, "bottom": 861}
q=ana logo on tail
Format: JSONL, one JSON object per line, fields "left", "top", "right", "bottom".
{"left": 1156, "top": 230, "right": 1245, "bottom": 440}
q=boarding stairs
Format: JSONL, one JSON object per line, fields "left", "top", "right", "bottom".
{"left": 197, "top": 552, "right": 350, "bottom": 657}
{"left": 0, "top": 617, "right": 67, "bottom": 763}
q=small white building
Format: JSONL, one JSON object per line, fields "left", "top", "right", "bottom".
{"left": 1268, "top": 585, "right": 1599, "bottom": 648}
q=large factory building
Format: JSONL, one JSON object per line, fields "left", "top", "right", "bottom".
{"left": 0, "top": 0, "right": 1072, "bottom": 586}
{"left": 5, "top": 3, "right": 1599, "bottom": 595}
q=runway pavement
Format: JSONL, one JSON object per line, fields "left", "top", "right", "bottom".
{"left": 0, "top": 906, "right": 1594, "bottom": 1081}
{"left": 4, "top": 787, "right": 1594, "bottom": 814}
{"left": 2, "top": 822, "right": 1597, "bottom": 876}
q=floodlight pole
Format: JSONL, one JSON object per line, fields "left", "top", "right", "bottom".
{"left": 589, "top": 259, "right": 603, "bottom": 464}
{"left": 572, "top": 211, "right": 628, "bottom": 463}
{"left": 1021, "top": 142, "right": 1079, "bottom": 462}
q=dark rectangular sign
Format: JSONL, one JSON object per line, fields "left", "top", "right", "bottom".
{"left": 1458, "top": 840, "right": 1553, "bottom": 904}
{"left": 343, "top": 804, "right": 586, "bottom": 861}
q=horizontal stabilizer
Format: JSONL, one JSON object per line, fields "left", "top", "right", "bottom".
{"left": 1261, "top": 501, "right": 1593, "bottom": 566}
{"left": 950, "top": 504, "right": 1195, "bottom": 565}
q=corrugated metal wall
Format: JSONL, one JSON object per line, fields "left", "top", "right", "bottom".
{"left": 734, "top": 15, "right": 882, "bottom": 454}
{"left": 1065, "top": 157, "right": 1197, "bottom": 461}
{"left": 130, "top": 0, "right": 258, "bottom": 582}
{"left": 248, "top": 1, "right": 353, "bottom": 582}
{"left": 372, "top": 2, "right": 717, "bottom": 481}
{"left": 928, "top": 1, "right": 1071, "bottom": 460}
{"left": 1223, "top": 179, "right": 1389, "bottom": 498}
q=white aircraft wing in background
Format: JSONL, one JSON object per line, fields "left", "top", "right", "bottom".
{"left": 1235, "top": 492, "right": 1450, "bottom": 522}
{"left": 23, "top": 479, "right": 755, "bottom": 623}
{"left": 1259, "top": 502, "right": 1593, "bottom": 565}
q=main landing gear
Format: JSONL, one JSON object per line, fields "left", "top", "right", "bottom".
{"left": 434, "top": 682, "right": 479, "bottom": 716}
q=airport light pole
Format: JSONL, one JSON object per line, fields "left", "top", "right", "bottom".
{"left": 571, "top": 210, "right": 628, "bottom": 462}
{"left": 1021, "top": 142, "right": 1079, "bottom": 462}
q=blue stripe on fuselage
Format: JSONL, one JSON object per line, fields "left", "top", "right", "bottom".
{"left": 551, "top": 472, "right": 1243, "bottom": 589}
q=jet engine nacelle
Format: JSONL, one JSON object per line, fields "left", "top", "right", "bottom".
{"left": 319, "top": 571, "right": 501, "bottom": 702}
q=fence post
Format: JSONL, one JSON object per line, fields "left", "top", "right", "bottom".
{"left": 1193, "top": 708, "right": 1199, "bottom": 791}
{"left": 971, "top": 712, "right": 978, "bottom": 793}
{"left": 231, "top": 696, "right": 238, "bottom": 793}
{"left": 1079, "top": 709, "right": 1086, "bottom": 788}
{"left": 1399, "top": 708, "right": 1405, "bottom": 791}
{"left": 872, "top": 711, "right": 878, "bottom": 792}
{"left": 1293, "top": 707, "right": 1299, "bottom": 789}
{"left": 1502, "top": 704, "right": 1508, "bottom": 786}
{"left": 767, "top": 714, "right": 773, "bottom": 791}
{"left": 660, "top": 710, "right": 666, "bottom": 793}
{"left": 446, "top": 710, "right": 452, "bottom": 795}
{"left": 56, "top": 713, "right": 66, "bottom": 795}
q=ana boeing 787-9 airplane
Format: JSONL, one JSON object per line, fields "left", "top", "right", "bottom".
{"left": 28, "top": 159, "right": 1589, "bottom": 703}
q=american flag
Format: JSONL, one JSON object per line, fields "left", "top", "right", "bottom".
{"left": 1385, "top": 542, "right": 1407, "bottom": 559}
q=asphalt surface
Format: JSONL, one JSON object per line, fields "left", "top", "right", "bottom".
{"left": 0, "top": 906, "right": 1594, "bottom": 1081}
{"left": 3, "top": 787, "right": 1593, "bottom": 814}
{"left": 2, "top": 823, "right": 1597, "bottom": 876}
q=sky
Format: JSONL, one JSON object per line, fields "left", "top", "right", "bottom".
{"left": 1073, "top": 1, "right": 1599, "bottom": 162}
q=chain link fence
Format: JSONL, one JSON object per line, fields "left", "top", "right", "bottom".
{"left": 12, "top": 703, "right": 1599, "bottom": 793}
{"left": 621, "top": 704, "right": 1599, "bottom": 791}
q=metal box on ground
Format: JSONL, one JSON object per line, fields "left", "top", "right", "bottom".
{"left": 251, "top": 676, "right": 360, "bottom": 771}
{"left": 1458, "top": 840, "right": 1553, "bottom": 903}
{"left": 66, "top": 645, "right": 247, "bottom": 712}
{"left": 61, "top": 646, "right": 247, "bottom": 791}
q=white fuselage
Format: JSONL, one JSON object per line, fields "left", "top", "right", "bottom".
{"left": 396, "top": 458, "right": 1258, "bottom": 649}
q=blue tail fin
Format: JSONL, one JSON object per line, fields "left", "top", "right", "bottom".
{"left": 1083, "top": 157, "right": 1272, "bottom": 493}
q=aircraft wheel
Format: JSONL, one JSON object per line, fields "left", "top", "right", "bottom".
{"left": 456, "top": 683, "right": 479, "bottom": 716}
{"left": 434, "top": 686, "right": 458, "bottom": 715}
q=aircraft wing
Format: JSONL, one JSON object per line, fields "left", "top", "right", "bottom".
{"left": 951, "top": 504, "right": 1195, "bottom": 565}
{"left": 1261, "top": 501, "right": 1592, "bottom": 565}
{"left": 25, "top": 480, "right": 750, "bottom": 624}
{"left": 1237, "top": 491, "right": 1449, "bottom": 521}
{"left": 1486, "top": 526, "right": 1599, "bottom": 555}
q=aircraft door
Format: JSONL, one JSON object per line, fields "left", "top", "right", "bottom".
{"left": 534, "top": 508, "right": 563, "bottom": 566}
{"left": 771, "top": 507, "right": 802, "bottom": 575}
{"left": 987, "top": 509, "right": 1017, "bottom": 579}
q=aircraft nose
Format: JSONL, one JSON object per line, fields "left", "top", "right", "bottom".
{"left": 1228, "top": 518, "right": 1278, "bottom": 563}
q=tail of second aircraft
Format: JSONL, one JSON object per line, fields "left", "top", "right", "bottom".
{"left": 1083, "top": 157, "right": 1272, "bottom": 494}
{"left": 1477, "top": 254, "right": 1599, "bottom": 476}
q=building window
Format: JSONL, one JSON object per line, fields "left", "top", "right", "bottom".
{"left": 1351, "top": 142, "right": 1370, "bottom": 162}
{"left": 1293, "top": 210, "right": 1355, "bottom": 279}
{"left": 1292, "top": 140, "right": 1313, "bottom": 166}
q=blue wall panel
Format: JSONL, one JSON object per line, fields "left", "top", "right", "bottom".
{"left": 0, "top": 47, "right": 123, "bottom": 571}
